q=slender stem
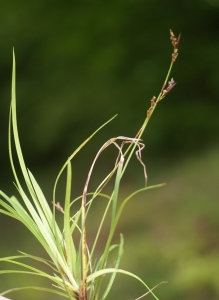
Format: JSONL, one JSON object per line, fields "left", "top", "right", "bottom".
{"left": 94, "top": 30, "right": 180, "bottom": 299}
{"left": 122, "top": 42, "right": 177, "bottom": 178}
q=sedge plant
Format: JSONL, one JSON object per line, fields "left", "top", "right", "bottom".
{"left": 0, "top": 30, "right": 180, "bottom": 300}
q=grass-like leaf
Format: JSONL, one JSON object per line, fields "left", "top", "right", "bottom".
{"left": 0, "top": 30, "right": 180, "bottom": 299}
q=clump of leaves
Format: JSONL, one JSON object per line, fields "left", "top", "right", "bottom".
{"left": 0, "top": 30, "right": 180, "bottom": 300}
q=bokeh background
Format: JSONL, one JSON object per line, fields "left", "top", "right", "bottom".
{"left": 1, "top": 0, "right": 219, "bottom": 299}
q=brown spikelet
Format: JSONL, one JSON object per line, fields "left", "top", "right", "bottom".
{"left": 170, "top": 29, "right": 181, "bottom": 63}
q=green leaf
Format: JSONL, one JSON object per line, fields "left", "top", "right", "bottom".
{"left": 87, "top": 267, "right": 159, "bottom": 300}
{"left": 102, "top": 234, "right": 124, "bottom": 300}
{"left": 64, "top": 161, "right": 76, "bottom": 275}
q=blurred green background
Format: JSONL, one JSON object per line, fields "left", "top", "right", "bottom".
{"left": 1, "top": 0, "right": 219, "bottom": 299}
